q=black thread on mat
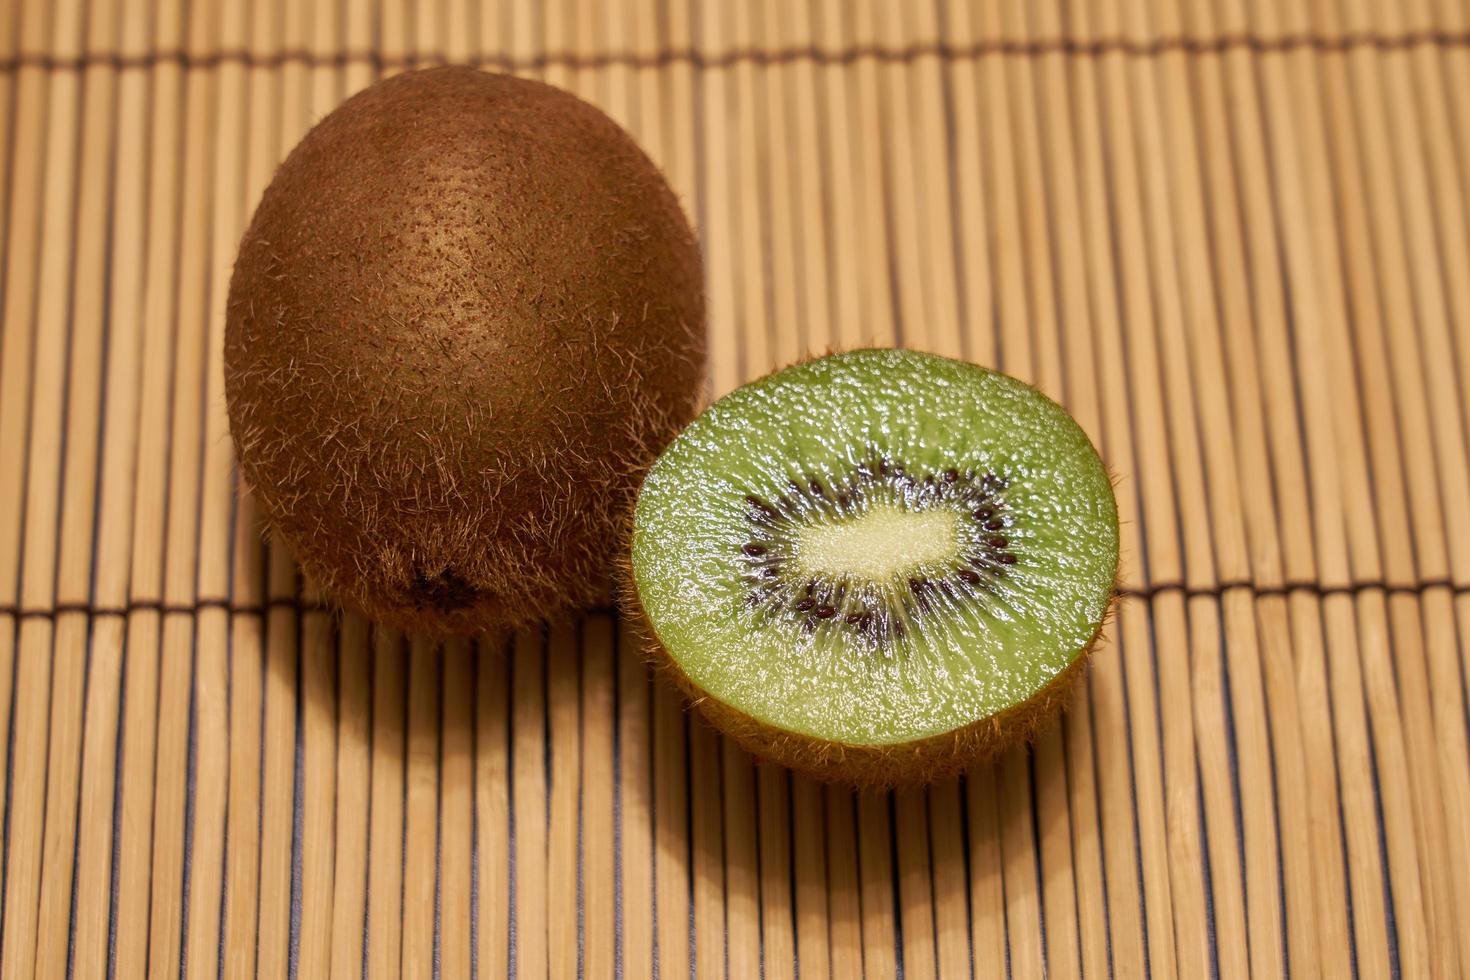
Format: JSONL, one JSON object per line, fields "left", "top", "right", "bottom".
{"left": 1028, "top": 751, "right": 1051, "bottom": 976}
{"left": 432, "top": 649, "right": 445, "bottom": 980}
{"left": 1112, "top": 605, "right": 1152, "bottom": 980}
{"left": 214, "top": 609, "right": 234, "bottom": 980}
{"left": 1214, "top": 601, "right": 1253, "bottom": 979}
{"left": 610, "top": 628, "right": 625, "bottom": 979}
{"left": 106, "top": 628, "right": 129, "bottom": 980}
{"left": 467, "top": 647, "right": 479, "bottom": 980}
{"left": 504, "top": 645, "right": 518, "bottom": 980}
{"left": 1365, "top": 700, "right": 1402, "bottom": 979}
{"left": 2, "top": 30, "right": 1469, "bottom": 74}
{"left": 360, "top": 633, "right": 384, "bottom": 980}
{"left": 177, "top": 615, "right": 202, "bottom": 978}
{"left": 886, "top": 793, "right": 907, "bottom": 979}
{"left": 64, "top": 618, "right": 97, "bottom": 980}
{"left": 0, "top": 579, "right": 1464, "bottom": 622}
{"left": 287, "top": 623, "right": 307, "bottom": 979}
{"left": 1113, "top": 578, "right": 1464, "bottom": 600}
{"left": 0, "top": 597, "right": 332, "bottom": 617}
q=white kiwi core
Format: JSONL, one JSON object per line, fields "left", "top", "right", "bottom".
{"left": 793, "top": 502, "right": 962, "bottom": 582}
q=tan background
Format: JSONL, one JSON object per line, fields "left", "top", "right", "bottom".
{"left": 2, "top": 0, "right": 1470, "bottom": 977}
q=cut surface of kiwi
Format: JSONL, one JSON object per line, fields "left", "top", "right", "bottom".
{"left": 630, "top": 349, "right": 1118, "bottom": 786}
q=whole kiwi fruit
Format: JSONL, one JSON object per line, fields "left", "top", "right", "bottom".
{"left": 226, "top": 66, "right": 705, "bottom": 634}
{"left": 629, "top": 350, "right": 1118, "bottom": 787}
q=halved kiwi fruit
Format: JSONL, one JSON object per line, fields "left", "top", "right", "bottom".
{"left": 226, "top": 67, "right": 704, "bottom": 634}
{"left": 629, "top": 349, "right": 1118, "bottom": 787}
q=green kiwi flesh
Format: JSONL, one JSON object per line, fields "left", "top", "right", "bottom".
{"left": 226, "top": 67, "right": 704, "bottom": 634}
{"left": 630, "top": 349, "right": 1118, "bottom": 786}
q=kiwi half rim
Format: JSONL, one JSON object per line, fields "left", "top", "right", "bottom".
{"left": 622, "top": 570, "right": 1107, "bottom": 788}
{"left": 626, "top": 348, "right": 1120, "bottom": 788}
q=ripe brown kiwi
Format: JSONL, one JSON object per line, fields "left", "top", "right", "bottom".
{"left": 225, "top": 66, "right": 705, "bottom": 634}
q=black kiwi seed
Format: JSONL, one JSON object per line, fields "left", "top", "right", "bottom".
{"left": 746, "top": 495, "right": 780, "bottom": 521}
{"left": 729, "top": 455, "right": 1020, "bottom": 641}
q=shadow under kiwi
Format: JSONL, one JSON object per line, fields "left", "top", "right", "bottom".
{"left": 270, "top": 567, "right": 1082, "bottom": 973}
{"left": 669, "top": 684, "right": 1081, "bottom": 975}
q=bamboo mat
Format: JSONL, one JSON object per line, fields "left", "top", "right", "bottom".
{"left": 2, "top": 0, "right": 1470, "bottom": 977}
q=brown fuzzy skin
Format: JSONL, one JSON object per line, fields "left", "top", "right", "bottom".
{"left": 225, "top": 66, "right": 705, "bottom": 634}
{"left": 620, "top": 547, "right": 1112, "bottom": 789}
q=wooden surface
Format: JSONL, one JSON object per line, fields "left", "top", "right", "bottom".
{"left": 2, "top": 0, "right": 1470, "bottom": 976}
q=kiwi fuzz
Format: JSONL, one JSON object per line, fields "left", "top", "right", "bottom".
{"left": 225, "top": 67, "right": 705, "bottom": 634}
